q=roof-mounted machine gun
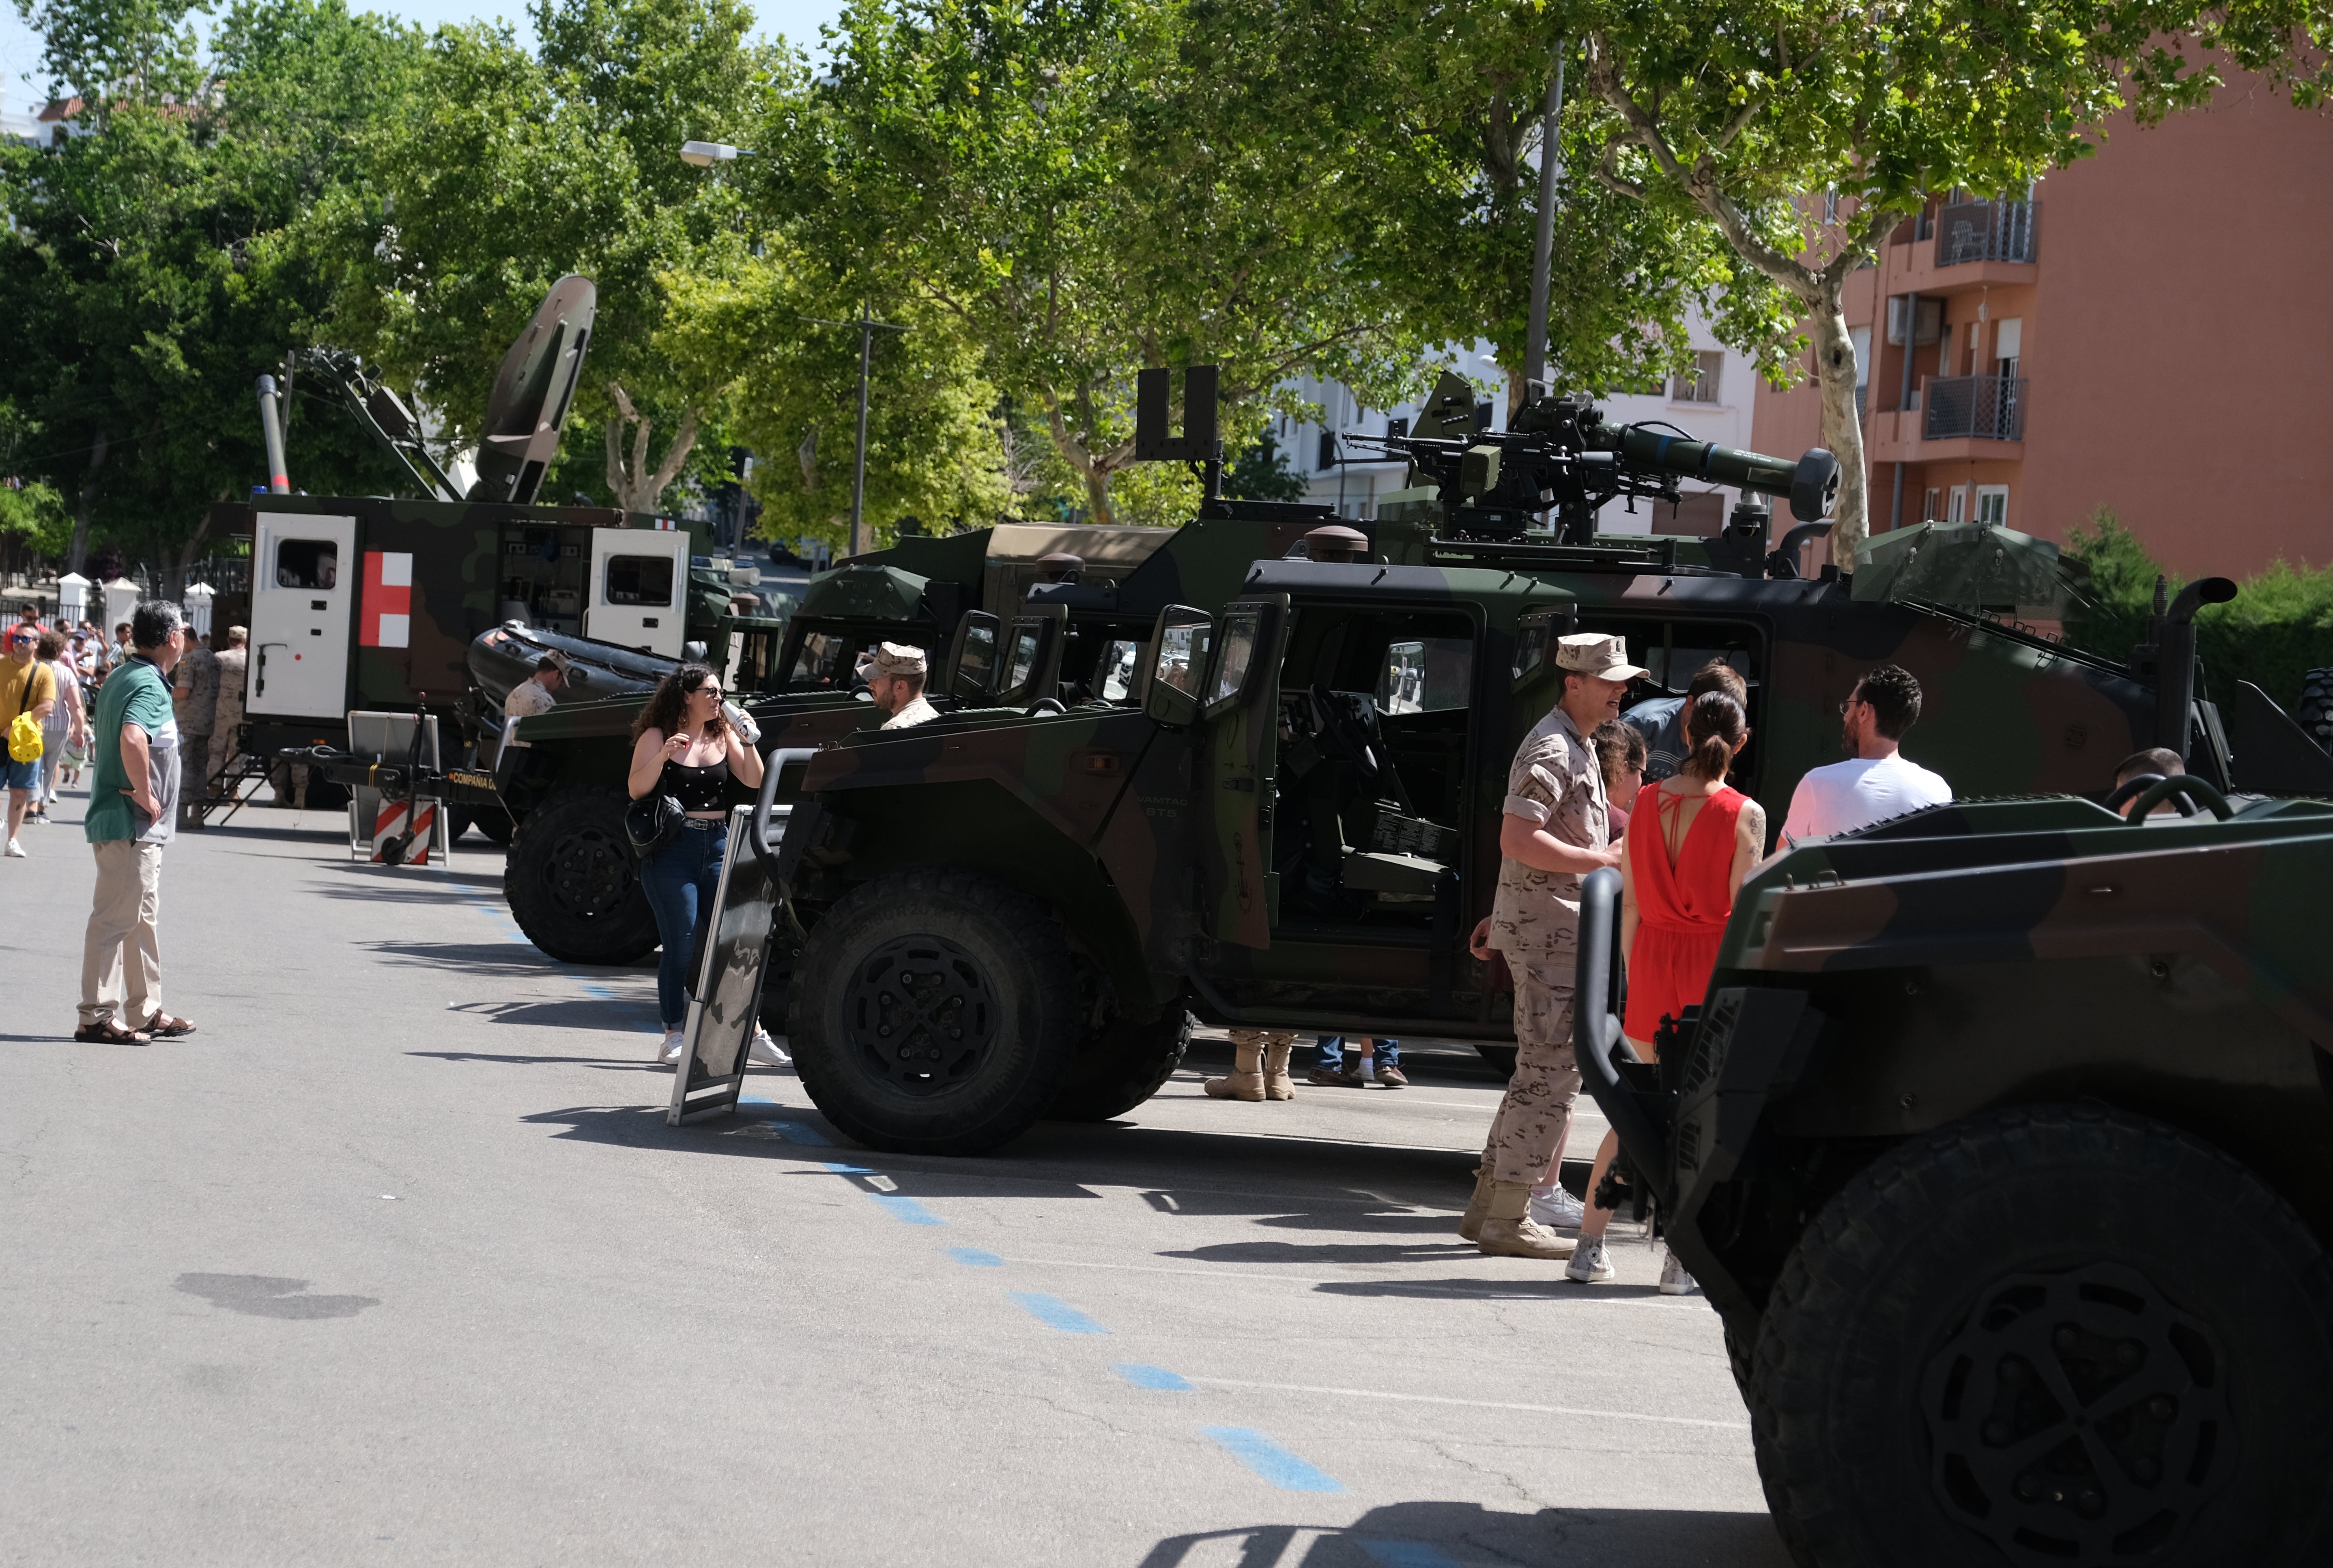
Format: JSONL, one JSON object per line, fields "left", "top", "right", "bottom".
{"left": 1348, "top": 371, "right": 1841, "bottom": 549}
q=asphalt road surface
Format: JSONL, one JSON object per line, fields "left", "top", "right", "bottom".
{"left": 2, "top": 785, "right": 1789, "bottom": 1567}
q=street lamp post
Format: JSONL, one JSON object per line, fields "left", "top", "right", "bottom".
{"left": 681, "top": 140, "right": 905, "bottom": 560}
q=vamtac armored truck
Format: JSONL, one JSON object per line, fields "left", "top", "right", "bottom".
{"left": 1570, "top": 779, "right": 2333, "bottom": 1566}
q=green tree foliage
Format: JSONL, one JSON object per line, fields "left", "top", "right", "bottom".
{"left": 1223, "top": 432, "right": 1306, "bottom": 504}
{"left": 757, "top": 0, "right": 1436, "bottom": 525}
{"left": 1260, "top": 0, "right": 1793, "bottom": 414}
{"left": 2063, "top": 509, "right": 2333, "bottom": 712}
{"left": 658, "top": 246, "right": 1012, "bottom": 551}
{"left": 333, "top": 0, "right": 777, "bottom": 512}
{"left": 0, "top": 0, "right": 425, "bottom": 586}
{"left": 1577, "top": 0, "right": 2333, "bottom": 556}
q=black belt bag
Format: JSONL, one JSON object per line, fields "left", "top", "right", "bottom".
{"left": 624, "top": 791, "right": 685, "bottom": 858}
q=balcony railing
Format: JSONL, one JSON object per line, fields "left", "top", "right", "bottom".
{"left": 1923, "top": 375, "right": 2027, "bottom": 441}
{"left": 1936, "top": 199, "right": 2039, "bottom": 266}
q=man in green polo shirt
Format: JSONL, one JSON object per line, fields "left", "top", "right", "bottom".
{"left": 77, "top": 601, "right": 198, "bottom": 1045}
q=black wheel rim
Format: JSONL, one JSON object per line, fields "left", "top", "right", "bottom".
{"left": 1922, "top": 1261, "right": 2233, "bottom": 1561}
{"left": 842, "top": 933, "right": 1000, "bottom": 1098}
{"left": 547, "top": 824, "right": 635, "bottom": 921}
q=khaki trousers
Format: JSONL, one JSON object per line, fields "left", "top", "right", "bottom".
{"left": 81, "top": 838, "right": 165, "bottom": 1027}
{"left": 1480, "top": 956, "right": 1584, "bottom": 1186}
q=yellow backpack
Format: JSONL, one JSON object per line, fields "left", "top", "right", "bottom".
{"left": 9, "top": 666, "right": 48, "bottom": 762}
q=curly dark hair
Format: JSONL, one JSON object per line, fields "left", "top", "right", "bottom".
{"left": 1853, "top": 663, "right": 1924, "bottom": 740}
{"left": 631, "top": 661, "right": 728, "bottom": 744}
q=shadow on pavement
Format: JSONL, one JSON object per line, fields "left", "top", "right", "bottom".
{"left": 1138, "top": 1501, "right": 1789, "bottom": 1567}
{"left": 359, "top": 939, "right": 581, "bottom": 976}
{"left": 1161, "top": 1239, "right": 1484, "bottom": 1268}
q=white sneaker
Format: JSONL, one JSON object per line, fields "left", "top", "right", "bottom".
{"left": 1658, "top": 1246, "right": 1700, "bottom": 1296}
{"left": 1529, "top": 1184, "right": 1586, "bottom": 1231}
{"left": 1564, "top": 1235, "right": 1615, "bottom": 1283}
{"left": 4, "top": 839, "right": 22, "bottom": 857}
{"left": 657, "top": 1030, "right": 686, "bottom": 1064}
{"left": 748, "top": 1029, "right": 791, "bottom": 1067}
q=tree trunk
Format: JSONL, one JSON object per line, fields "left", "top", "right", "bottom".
{"left": 604, "top": 384, "right": 702, "bottom": 515}
{"left": 1082, "top": 466, "right": 1115, "bottom": 527}
{"left": 69, "top": 428, "right": 107, "bottom": 575}
{"left": 1807, "top": 279, "right": 1869, "bottom": 561}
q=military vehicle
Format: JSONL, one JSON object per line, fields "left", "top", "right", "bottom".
{"left": 203, "top": 277, "right": 742, "bottom": 829}
{"left": 1570, "top": 774, "right": 2333, "bottom": 1566}
{"left": 707, "top": 366, "right": 2333, "bottom": 1156}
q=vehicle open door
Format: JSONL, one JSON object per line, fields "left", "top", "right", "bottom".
{"left": 251, "top": 512, "right": 357, "bottom": 719}
{"left": 942, "top": 610, "right": 1002, "bottom": 705}
{"left": 994, "top": 603, "right": 1069, "bottom": 709}
{"left": 1191, "top": 594, "right": 1292, "bottom": 949}
{"left": 587, "top": 528, "right": 690, "bottom": 657}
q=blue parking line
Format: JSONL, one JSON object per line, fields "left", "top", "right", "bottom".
{"left": 1114, "top": 1364, "right": 1193, "bottom": 1391}
{"left": 1357, "top": 1543, "right": 1462, "bottom": 1568}
{"left": 1008, "top": 1293, "right": 1109, "bottom": 1335}
{"left": 872, "top": 1194, "right": 945, "bottom": 1226}
{"left": 739, "top": 1099, "right": 831, "bottom": 1145}
{"left": 1199, "top": 1427, "right": 1345, "bottom": 1493}
{"left": 821, "top": 1162, "right": 873, "bottom": 1175}
{"left": 948, "top": 1248, "right": 1004, "bottom": 1267}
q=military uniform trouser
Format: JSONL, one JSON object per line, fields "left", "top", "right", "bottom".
{"left": 1226, "top": 1028, "right": 1297, "bottom": 1051}
{"left": 1479, "top": 956, "right": 1583, "bottom": 1188}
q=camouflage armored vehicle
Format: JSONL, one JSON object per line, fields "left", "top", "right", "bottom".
{"left": 742, "top": 372, "right": 2333, "bottom": 1154}
{"left": 1570, "top": 777, "right": 2333, "bottom": 1566}
{"left": 493, "top": 511, "right": 1355, "bottom": 962}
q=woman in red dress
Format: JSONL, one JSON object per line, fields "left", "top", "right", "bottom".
{"left": 1566, "top": 691, "right": 1766, "bottom": 1291}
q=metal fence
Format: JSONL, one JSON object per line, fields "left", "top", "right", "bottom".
{"left": 1935, "top": 200, "right": 2039, "bottom": 266}
{"left": 1923, "top": 375, "right": 2028, "bottom": 441}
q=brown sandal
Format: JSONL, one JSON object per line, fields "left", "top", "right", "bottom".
{"left": 74, "top": 1018, "right": 153, "bottom": 1044}
{"left": 140, "top": 1013, "right": 197, "bottom": 1038}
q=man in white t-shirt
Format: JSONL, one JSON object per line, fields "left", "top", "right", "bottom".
{"left": 1781, "top": 664, "right": 1952, "bottom": 844}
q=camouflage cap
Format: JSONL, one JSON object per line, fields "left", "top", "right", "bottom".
{"left": 872, "top": 641, "right": 927, "bottom": 679}
{"left": 1555, "top": 631, "right": 1649, "bottom": 682}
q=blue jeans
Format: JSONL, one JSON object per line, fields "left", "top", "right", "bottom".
{"left": 1316, "top": 1035, "right": 1400, "bottom": 1070}
{"left": 640, "top": 820, "right": 728, "bottom": 1029}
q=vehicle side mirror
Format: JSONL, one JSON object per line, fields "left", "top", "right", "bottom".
{"left": 944, "top": 611, "right": 1001, "bottom": 703}
{"left": 1143, "top": 605, "right": 1211, "bottom": 728}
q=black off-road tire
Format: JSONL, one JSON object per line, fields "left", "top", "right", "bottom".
{"left": 1046, "top": 1005, "right": 1192, "bottom": 1122}
{"left": 2298, "top": 667, "right": 2333, "bottom": 754}
{"left": 1474, "top": 1044, "right": 1517, "bottom": 1077}
{"left": 789, "top": 870, "right": 1082, "bottom": 1155}
{"left": 1750, "top": 1103, "right": 2333, "bottom": 1568}
{"left": 504, "top": 784, "right": 658, "bottom": 965}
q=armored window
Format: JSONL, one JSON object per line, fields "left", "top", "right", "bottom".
{"left": 1512, "top": 607, "right": 1563, "bottom": 685}
{"left": 1097, "top": 639, "right": 1142, "bottom": 702}
{"left": 1001, "top": 628, "right": 1041, "bottom": 696}
{"left": 604, "top": 554, "right": 674, "bottom": 606}
{"left": 274, "top": 538, "right": 338, "bottom": 590}
{"left": 789, "top": 631, "right": 847, "bottom": 689}
{"left": 1209, "top": 604, "right": 1266, "bottom": 709}
{"left": 953, "top": 620, "right": 999, "bottom": 700}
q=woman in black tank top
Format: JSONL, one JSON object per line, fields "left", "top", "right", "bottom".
{"left": 627, "top": 662, "right": 767, "bottom": 1059}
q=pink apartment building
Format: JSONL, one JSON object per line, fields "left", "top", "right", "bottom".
{"left": 1751, "top": 77, "right": 2333, "bottom": 581}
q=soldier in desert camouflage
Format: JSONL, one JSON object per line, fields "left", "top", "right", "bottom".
{"left": 1461, "top": 632, "right": 1644, "bottom": 1261}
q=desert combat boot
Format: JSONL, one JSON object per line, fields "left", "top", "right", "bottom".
{"left": 1476, "top": 1181, "right": 1578, "bottom": 1259}
{"left": 1203, "top": 1037, "right": 1266, "bottom": 1102}
{"left": 1261, "top": 1037, "right": 1295, "bottom": 1101}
